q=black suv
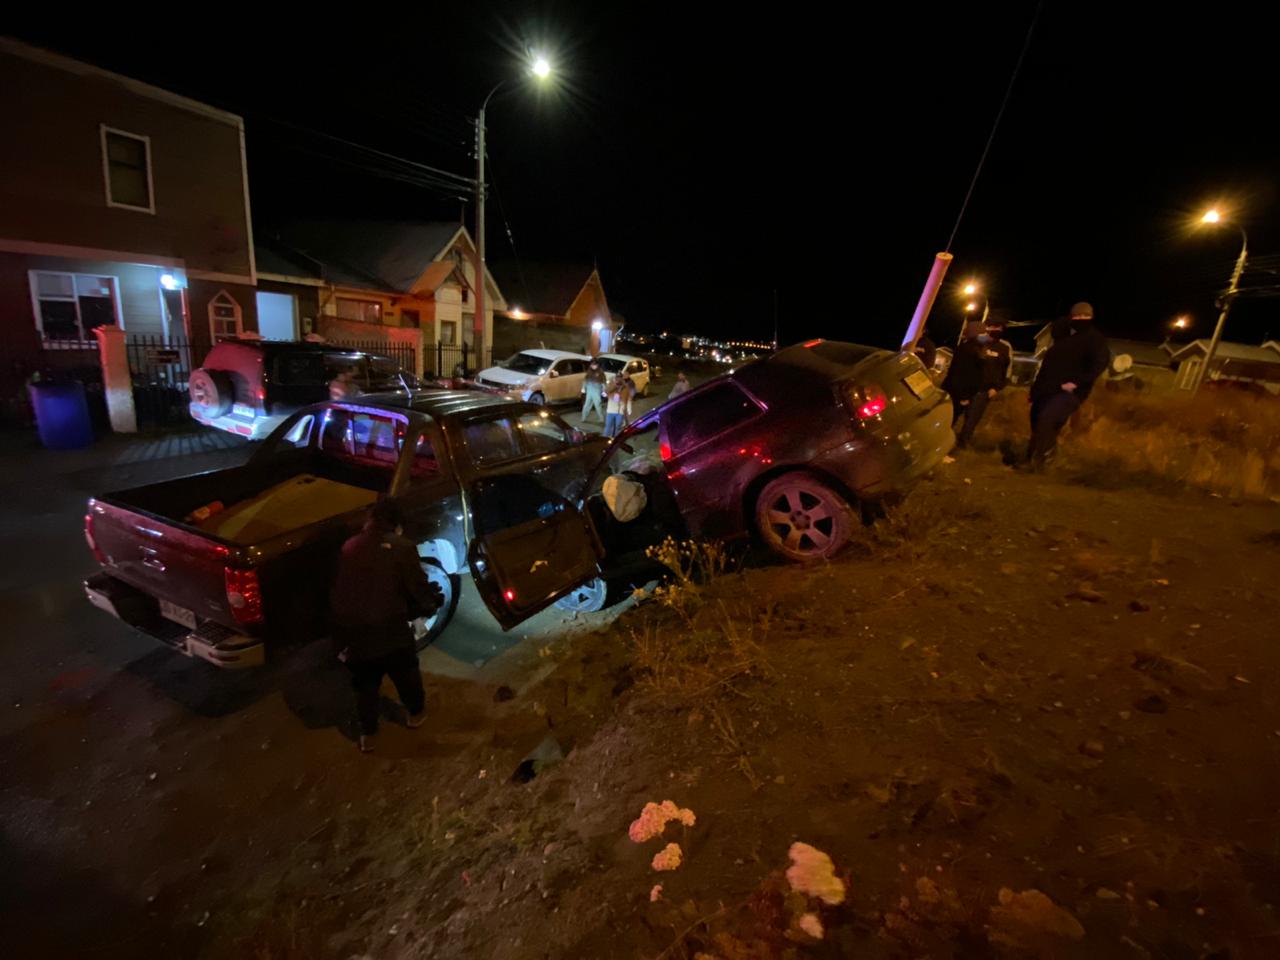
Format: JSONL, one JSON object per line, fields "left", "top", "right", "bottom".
{"left": 189, "top": 339, "right": 423, "bottom": 439}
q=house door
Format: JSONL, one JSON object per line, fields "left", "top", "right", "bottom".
{"left": 255, "top": 291, "right": 299, "bottom": 341}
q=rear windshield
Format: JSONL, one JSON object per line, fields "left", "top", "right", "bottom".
{"left": 274, "top": 353, "right": 328, "bottom": 385}
{"left": 502, "top": 352, "right": 553, "bottom": 375}
{"left": 596, "top": 357, "right": 626, "bottom": 374}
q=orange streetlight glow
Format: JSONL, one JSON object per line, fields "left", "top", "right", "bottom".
{"left": 1201, "top": 209, "right": 1222, "bottom": 224}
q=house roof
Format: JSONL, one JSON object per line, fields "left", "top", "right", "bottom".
{"left": 1168, "top": 339, "right": 1280, "bottom": 364}
{"left": 257, "top": 220, "right": 465, "bottom": 294}
{"left": 1108, "top": 338, "right": 1173, "bottom": 367}
{"left": 490, "top": 262, "right": 598, "bottom": 317}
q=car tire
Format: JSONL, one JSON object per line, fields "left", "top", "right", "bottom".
{"left": 754, "top": 472, "right": 855, "bottom": 563}
{"left": 189, "top": 368, "right": 234, "bottom": 418}
{"left": 529, "top": 391, "right": 546, "bottom": 406}
{"left": 410, "top": 558, "right": 461, "bottom": 650}
{"left": 553, "top": 576, "right": 622, "bottom": 613}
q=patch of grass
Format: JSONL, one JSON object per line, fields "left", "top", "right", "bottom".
{"left": 977, "top": 386, "right": 1280, "bottom": 498}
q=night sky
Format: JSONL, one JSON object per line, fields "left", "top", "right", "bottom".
{"left": 11, "top": 3, "right": 1280, "bottom": 348}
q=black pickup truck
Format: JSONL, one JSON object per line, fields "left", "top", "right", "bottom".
{"left": 85, "top": 342, "right": 953, "bottom": 668}
{"left": 84, "top": 391, "right": 614, "bottom": 667}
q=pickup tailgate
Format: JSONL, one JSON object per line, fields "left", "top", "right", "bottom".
{"left": 88, "top": 498, "right": 235, "bottom": 627}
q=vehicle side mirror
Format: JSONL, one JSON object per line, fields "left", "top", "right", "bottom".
{"left": 548, "top": 369, "right": 559, "bottom": 378}
{"left": 570, "top": 429, "right": 585, "bottom": 444}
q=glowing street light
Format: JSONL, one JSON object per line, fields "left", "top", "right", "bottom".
{"left": 963, "top": 282, "right": 978, "bottom": 296}
{"left": 1172, "top": 315, "right": 1190, "bottom": 330}
{"left": 965, "top": 302, "right": 978, "bottom": 313}
{"left": 473, "top": 53, "right": 555, "bottom": 373}
{"left": 1190, "top": 206, "right": 1249, "bottom": 392}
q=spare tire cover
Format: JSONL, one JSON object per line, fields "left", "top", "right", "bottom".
{"left": 603, "top": 474, "right": 648, "bottom": 523}
{"left": 189, "top": 368, "right": 234, "bottom": 417}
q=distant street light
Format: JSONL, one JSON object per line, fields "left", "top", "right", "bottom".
{"left": 957, "top": 280, "right": 989, "bottom": 343}
{"left": 1191, "top": 207, "right": 1248, "bottom": 392}
{"left": 965, "top": 302, "right": 978, "bottom": 313}
{"left": 963, "top": 282, "right": 978, "bottom": 296}
{"left": 473, "top": 53, "right": 554, "bottom": 372}
{"left": 1172, "top": 315, "right": 1190, "bottom": 330}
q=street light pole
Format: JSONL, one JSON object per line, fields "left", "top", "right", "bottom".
{"left": 1192, "top": 222, "right": 1248, "bottom": 392}
{"left": 472, "top": 84, "right": 503, "bottom": 375}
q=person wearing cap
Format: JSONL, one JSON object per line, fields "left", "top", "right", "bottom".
{"left": 1022, "top": 301, "right": 1109, "bottom": 468}
{"left": 941, "top": 318, "right": 991, "bottom": 450}
{"left": 983, "top": 319, "right": 1013, "bottom": 396}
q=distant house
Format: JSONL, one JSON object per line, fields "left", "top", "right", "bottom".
{"left": 0, "top": 37, "right": 257, "bottom": 359}
{"left": 255, "top": 219, "right": 505, "bottom": 368}
{"left": 1167, "top": 339, "right": 1280, "bottom": 392}
{"left": 490, "top": 263, "right": 616, "bottom": 356}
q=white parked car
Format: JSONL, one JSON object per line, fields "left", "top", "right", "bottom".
{"left": 591, "top": 353, "right": 651, "bottom": 397}
{"left": 476, "top": 349, "right": 592, "bottom": 405}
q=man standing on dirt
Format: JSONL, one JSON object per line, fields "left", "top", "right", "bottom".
{"left": 331, "top": 500, "right": 443, "bottom": 753}
{"left": 942, "top": 319, "right": 991, "bottom": 450}
{"left": 581, "top": 360, "right": 607, "bottom": 425}
{"left": 984, "top": 319, "right": 1013, "bottom": 396}
{"left": 1021, "top": 301, "right": 1109, "bottom": 469}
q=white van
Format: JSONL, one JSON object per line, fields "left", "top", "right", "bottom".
{"left": 476, "top": 349, "right": 592, "bottom": 405}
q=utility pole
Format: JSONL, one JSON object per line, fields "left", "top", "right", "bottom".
{"left": 472, "top": 105, "right": 488, "bottom": 375}
{"left": 1192, "top": 227, "right": 1248, "bottom": 392}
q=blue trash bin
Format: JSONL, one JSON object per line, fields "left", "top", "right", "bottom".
{"left": 29, "top": 381, "right": 95, "bottom": 449}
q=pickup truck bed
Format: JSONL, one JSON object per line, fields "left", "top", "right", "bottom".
{"left": 86, "top": 453, "right": 390, "bottom": 667}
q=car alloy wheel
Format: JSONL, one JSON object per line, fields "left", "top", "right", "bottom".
{"left": 755, "top": 472, "right": 854, "bottom": 562}
{"left": 411, "top": 558, "right": 461, "bottom": 649}
{"left": 553, "top": 576, "right": 613, "bottom": 613}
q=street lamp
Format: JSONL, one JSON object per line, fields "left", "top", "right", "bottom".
{"left": 1191, "top": 207, "right": 1248, "bottom": 392}
{"left": 1171, "top": 315, "right": 1190, "bottom": 331}
{"left": 473, "top": 53, "right": 553, "bottom": 372}
{"left": 957, "top": 281, "right": 989, "bottom": 343}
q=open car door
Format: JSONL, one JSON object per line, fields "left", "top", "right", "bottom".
{"left": 466, "top": 469, "right": 605, "bottom": 630}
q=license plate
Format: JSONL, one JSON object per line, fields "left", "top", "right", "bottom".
{"left": 904, "top": 370, "right": 934, "bottom": 399}
{"left": 232, "top": 403, "right": 256, "bottom": 419}
{"left": 159, "top": 599, "right": 197, "bottom": 630}
{"left": 86, "top": 587, "right": 119, "bottom": 619}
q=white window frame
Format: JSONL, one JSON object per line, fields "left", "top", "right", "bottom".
{"left": 100, "top": 124, "right": 156, "bottom": 214}
{"left": 29, "top": 270, "right": 124, "bottom": 342}
{"left": 208, "top": 289, "right": 243, "bottom": 341}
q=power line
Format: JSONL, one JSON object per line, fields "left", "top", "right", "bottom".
{"left": 945, "top": 1, "right": 1044, "bottom": 252}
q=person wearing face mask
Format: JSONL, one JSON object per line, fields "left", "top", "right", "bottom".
{"left": 941, "top": 319, "right": 991, "bottom": 450}
{"left": 1020, "top": 301, "right": 1109, "bottom": 469}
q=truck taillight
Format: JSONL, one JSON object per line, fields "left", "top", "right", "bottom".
{"left": 84, "top": 506, "right": 106, "bottom": 563}
{"left": 224, "top": 567, "right": 264, "bottom": 625}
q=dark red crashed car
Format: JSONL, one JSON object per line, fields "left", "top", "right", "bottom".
{"left": 554, "top": 339, "right": 956, "bottom": 609}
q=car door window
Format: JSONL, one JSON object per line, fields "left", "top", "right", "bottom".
{"left": 367, "top": 356, "right": 405, "bottom": 392}
{"left": 516, "top": 410, "right": 572, "bottom": 455}
{"left": 409, "top": 427, "right": 442, "bottom": 481}
{"left": 663, "top": 382, "right": 761, "bottom": 456}
{"left": 462, "top": 416, "right": 522, "bottom": 466}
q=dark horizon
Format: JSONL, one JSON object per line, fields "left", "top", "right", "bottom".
{"left": 10, "top": 3, "right": 1280, "bottom": 349}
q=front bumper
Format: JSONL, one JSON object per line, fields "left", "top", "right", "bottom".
{"left": 85, "top": 573, "right": 264, "bottom": 669}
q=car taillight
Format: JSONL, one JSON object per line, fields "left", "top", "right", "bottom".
{"left": 659, "top": 441, "right": 672, "bottom": 461}
{"left": 854, "top": 386, "right": 888, "bottom": 420}
{"left": 84, "top": 502, "right": 106, "bottom": 563}
{"left": 225, "top": 566, "right": 264, "bottom": 624}
{"left": 503, "top": 588, "right": 516, "bottom": 603}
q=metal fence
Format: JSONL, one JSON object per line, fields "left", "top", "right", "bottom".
{"left": 330, "top": 338, "right": 416, "bottom": 369}
{"left": 0, "top": 338, "right": 108, "bottom": 430}
{"left": 126, "top": 334, "right": 204, "bottom": 429}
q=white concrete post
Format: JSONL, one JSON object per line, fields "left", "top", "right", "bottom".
{"left": 902, "top": 252, "right": 954, "bottom": 354}
{"left": 387, "top": 326, "right": 425, "bottom": 378}
{"left": 93, "top": 325, "right": 138, "bottom": 433}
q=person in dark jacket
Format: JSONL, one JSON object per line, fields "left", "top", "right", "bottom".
{"left": 331, "top": 499, "right": 442, "bottom": 752}
{"left": 1022, "top": 301, "right": 1109, "bottom": 468}
{"left": 942, "top": 319, "right": 992, "bottom": 449}
{"left": 984, "top": 319, "right": 1013, "bottom": 394}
